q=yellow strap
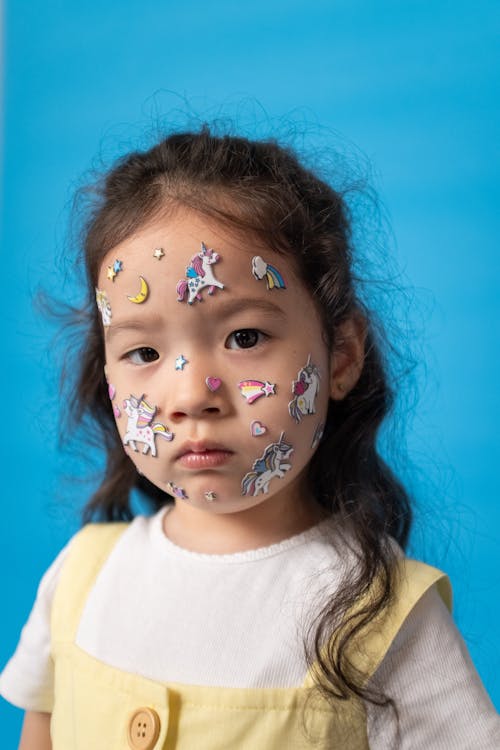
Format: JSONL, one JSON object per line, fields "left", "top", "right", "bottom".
{"left": 51, "top": 522, "right": 129, "bottom": 644}
{"left": 303, "top": 558, "right": 451, "bottom": 688}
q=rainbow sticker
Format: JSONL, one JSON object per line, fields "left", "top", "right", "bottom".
{"left": 251, "top": 256, "right": 287, "bottom": 290}
{"left": 238, "top": 379, "right": 276, "bottom": 404}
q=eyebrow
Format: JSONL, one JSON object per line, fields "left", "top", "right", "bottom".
{"left": 105, "top": 316, "right": 164, "bottom": 344}
{"left": 211, "top": 296, "right": 287, "bottom": 320}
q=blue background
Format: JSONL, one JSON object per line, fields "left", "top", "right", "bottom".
{"left": 1, "top": 0, "right": 499, "bottom": 741}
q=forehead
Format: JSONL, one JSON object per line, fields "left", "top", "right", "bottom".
{"left": 97, "top": 209, "right": 316, "bottom": 324}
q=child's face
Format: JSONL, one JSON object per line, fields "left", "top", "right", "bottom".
{"left": 98, "top": 209, "right": 334, "bottom": 516}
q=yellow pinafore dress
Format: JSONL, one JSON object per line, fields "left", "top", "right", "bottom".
{"left": 50, "top": 524, "right": 451, "bottom": 749}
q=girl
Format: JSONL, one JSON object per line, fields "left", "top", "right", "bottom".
{"left": 1, "top": 129, "right": 498, "bottom": 749}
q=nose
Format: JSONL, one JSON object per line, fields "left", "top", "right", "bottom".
{"left": 166, "top": 365, "right": 229, "bottom": 423}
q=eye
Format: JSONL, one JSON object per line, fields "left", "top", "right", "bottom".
{"left": 125, "top": 347, "right": 160, "bottom": 365}
{"left": 225, "top": 329, "right": 266, "bottom": 350}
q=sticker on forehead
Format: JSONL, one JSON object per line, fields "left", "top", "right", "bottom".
{"left": 288, "top": 356, "right": 321, "bottom": 423}
{"left": 127, "top": 276, "right": 149, "bottom": 304}
{"left": 251, "top": 256, "right": 287, "bottom": 290}
{"left": 238, "top": 380, "right": 276, "bottom": 404}
{"left": 241, "top": 432, "right": 293, "bottom": 496}
{"left": 122, "top": 394, "right": 174, "bottom": 457}
{"left": 166, "top": 482, "right": 188, "bottom": 500}
{"left": 107, "top": 259, "right": 123, "bottom": 281}
{"left": 176, "top": 242, "right": 224, "bottom": 304}
{"left": 95, "top": 288, "right": 112, "bottom": 327}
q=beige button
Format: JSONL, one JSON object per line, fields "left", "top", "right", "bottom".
{"left": 127, "top": 707, "right": 161, "bottom": 750}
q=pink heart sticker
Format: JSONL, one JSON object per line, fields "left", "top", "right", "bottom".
{"left": 206, "top": 377, "right": 222, "bottom": 392}
{"left": 108, "top": 383, "right": 116, "bottom": 400}
{"left": 113, "top": 405, "right": 121, "bottom": 418}
{"left": 250, "top": 420, "right": 267, "bottom": 437}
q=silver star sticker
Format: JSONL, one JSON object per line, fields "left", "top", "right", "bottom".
{"left": 175, "top": 354, "right": 188, "bottom": 370}
{"left": 153, "top": 247, "right": 165, "bottom": 260}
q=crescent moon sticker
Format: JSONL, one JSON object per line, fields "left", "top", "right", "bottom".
{"left": 127, "top": 276, "right": 149, "bottom": 304}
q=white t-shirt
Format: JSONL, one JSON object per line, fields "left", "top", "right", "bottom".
{"left": 1, "top": 507, "right": 499, "bottom": 748}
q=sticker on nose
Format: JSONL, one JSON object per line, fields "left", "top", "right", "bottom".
{"left": 206, "top": 377, "right": 222, "bottom": 392}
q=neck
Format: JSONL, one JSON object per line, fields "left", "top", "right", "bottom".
{"left": 162, "top": 490, "right": 327, "bottom": 554}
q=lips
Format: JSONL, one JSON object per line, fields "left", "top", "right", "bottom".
{"left": 175, "top": 440, "right": 234, "bottom": 469}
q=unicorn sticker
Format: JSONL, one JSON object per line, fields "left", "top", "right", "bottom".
{"left": 122, "top": 394, "right": 174, "bottom": 456}
{"left": 95, "top": 288, "right": 112, "bottom": 326}
{"left": 176, "top": 242, "right": 224, "bottom": 304}
{"left": 251, "top": 256, "right": 287, "bottom": 290}
{"left": 241, "top": 433, "right": 293, "bottom": 496}
{"left": 288, "top": 356, "right": 321, "bottom": 423}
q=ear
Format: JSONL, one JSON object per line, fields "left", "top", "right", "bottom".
{"left": 329, "top": 314, "right": 366, "bottom": 400}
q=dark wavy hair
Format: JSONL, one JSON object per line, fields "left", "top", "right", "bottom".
{"left": 70, "top": 127, "right": 411, "bottom": 718}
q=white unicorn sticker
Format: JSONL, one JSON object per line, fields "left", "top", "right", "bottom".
{"left": 241, "top": 433, "right": 294, "bottom": 496}
{"left": 122, "top": 394, "right": 174, "bottom": 456}
{"left": 288, "top": 355, "right": 321, "bottom": 423}
{"left": 176, "top": 242, "right": 224, "bottom": 304}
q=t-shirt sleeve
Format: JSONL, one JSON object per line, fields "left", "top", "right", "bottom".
{"left": 366, "top": 584, "right": 500, "bottom": 749}
{"left": 0, "top": 541, "right": 72, "bottom": 712}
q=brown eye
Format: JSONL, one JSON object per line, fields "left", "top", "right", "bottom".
{"left": 126, "top": 347, "right": 160, "bottom": 364}
{"left": 225, "top": 329, "right": 264, "bottom": 350}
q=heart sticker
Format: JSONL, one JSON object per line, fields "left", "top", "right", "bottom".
{"left": 108, "top": 383, "right": 116, "bottom": 400}
{"left": 250, "top": 420, "right": 267, "bottom": 437}
{"left": 206, "top": 376, "right": 222, "bottom": 392}
{"left": 113, "top": 405, "right": 121, "bottom": 418}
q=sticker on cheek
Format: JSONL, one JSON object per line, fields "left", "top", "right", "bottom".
{"left": 311, "top": 421, "right": 325, "bottom": 450}
{"left": 108, "top": 383, "right": 121, "bottom": 417}
{"left": 166, "top": 482, "right": 188, "bottom": 500}
{"left": 288, "top": 356, "right": 321, "bottom": 423}
{"left": 251, "top": 256, "right": 287, "bottom": 290}
{"left": 122, "top": 394, "right": 174, "bottom": 457}
{"left": 176, "top": 242, "right": 224, "bottom": 304}
{"left": 241, "top": 432, "right": 293, "bottom": 496}
{"left": 153, "top": 247, "right": 165, "bottom": 260}
{"left": 127, "top": 276, "right": 149, "bottom": 304}
{"left": 238, "top": 380, "right": 276, "bottom": 404}
{"left": 95, "top": 288, "right": 112, "bottom": 327}
{"left": 250, "top": 420, "right": 267, "bottom": 437}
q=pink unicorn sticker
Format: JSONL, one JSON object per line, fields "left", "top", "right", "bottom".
{"left": 176, "top": 242, "right": 224, "bottom": 304}
{"left": 122, "top": 394, "right": 174, "bottom": 456}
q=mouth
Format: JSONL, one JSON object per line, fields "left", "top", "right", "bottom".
{"left": 175, "top": 440, "right": 235, "bottom": 469}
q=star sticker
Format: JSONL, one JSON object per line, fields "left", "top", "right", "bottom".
{"left": 175, "top": 354, "right": 188, "bottom": 370}
{"left": 204, "top": 491, "right": 217, "bottom": 502}
{"left": 262, "top": 381, "right": 276, "bottom": 397}
{"left": 113, "top": 259, "right": 123, "bottom": 274}
{"left": 106, "top": 265, "right": 117, "bottom": 281}
{"left": 153, "top": 247, "right": 165, "bottom": 260}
